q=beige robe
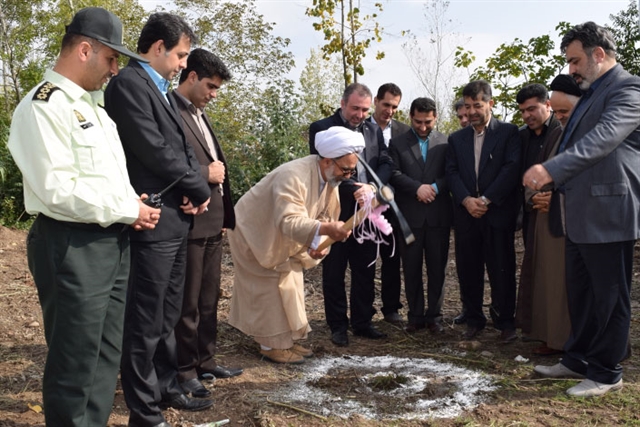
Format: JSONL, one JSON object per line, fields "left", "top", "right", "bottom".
{"left": 228, "top": 156, "right": 340, "bottom": 349}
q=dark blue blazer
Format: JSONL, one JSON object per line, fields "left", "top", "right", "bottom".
{"left": 104, "top": 60, "right": 210, "bottom": 242}
{"left": 445, "top": 117, "right": 522, "bottom": 231}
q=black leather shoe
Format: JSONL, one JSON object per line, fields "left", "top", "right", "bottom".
{"left": 180, "top": 378, "right": 211, "bottom": 398}
{"left": 500, "top": 328, "right": 517, "bottom": 343}
{"left": 383, "top": 312, "right": 403, "bottom": 325}
{"left": 405, "top": 323, "right": 426, "bottom": 333}
{"left": 353, "top": 326, "right": 387, "bottom": 339}
{"left": 463, "top": 326, "right": 483, "bottom": 340}
{"left": 453, "top": 312, "right": 467, "bottom": 325}
{"left": 199, "top": 365, "right": 244, "bottom": 380}
{"left": 151, "top": 423, "right": 172, "bottom": 427}
{"left": 427, "top": 322, "right": 445, "bottom": 334}
{"left": 159, "top": 393, "right": 213, "bottom": 412}
{"left": 331, "top": 330, "right": 349, "bottom": 347}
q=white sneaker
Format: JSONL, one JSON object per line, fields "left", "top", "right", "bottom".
{"left": 533, "top": 363, "right": 585, "bottom": 379}
{"left": 566, "top": 379, "right": 623, "bottom": 397}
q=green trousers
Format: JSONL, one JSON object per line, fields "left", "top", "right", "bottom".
{"left": 27, "top": 215, "right": 130, "bottom": 427}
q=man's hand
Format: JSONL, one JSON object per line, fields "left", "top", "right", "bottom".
{"left": 181, "top": 196, "right": 211, "bottom": 215}
{"left": 308, "top": 247, "right": 329, "bottom": 260}
{"left": 132, "top": 194, "right": 161, "bottom": 231}
{"left": 207, "top": 160, "right": 225, "bottom": 184}
{"left": 416, "top": 184, "right": 436, "bottom": 203}
{"left": 353, "top": 183, "right": 375, "bottom": 207}
{"left": 523, "top": 164, "right": 553, "bottom": 191}
{"left": 319, "top": 221, "right": 351, "bottom": 242}
{"left": 532, "top": 191, "right": 551, "bottom": 212}
{"left": 462, "top": 197, "right": 488, "bottom": 218}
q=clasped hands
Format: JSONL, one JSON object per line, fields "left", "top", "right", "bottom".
{"left": 416, "top": 184, "right": 436, "bottom": 204}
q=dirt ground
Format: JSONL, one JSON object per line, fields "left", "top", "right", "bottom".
{"left": 1, "top": 225, "right": 639, "bottom": 427}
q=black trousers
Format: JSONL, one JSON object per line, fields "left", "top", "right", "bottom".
{"left": 454, "top": 218, "right": 517, "bottom": 330}
{"left": 322, "top": 235, "right": 377, "bottom": 332}
{"left": 560, "top": 238, "right": 633, "bottom": 384}
{"left": 27, "top": 215, "right": 129, "bottom": 427}
{"left": 121, "top": 236, "right": 188, "bottom": 427}
{"left": 379, "top": 211, "right": 403, "bottom": 315}
{"left": 402, "top": 225, "right": 450, "bottom": 325}
{"left": 175, "top": 233, "right": 223, "bottom": 382}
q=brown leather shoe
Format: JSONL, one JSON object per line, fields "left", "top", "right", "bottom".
{"left": 260, "top": 348, "right": 305, "bottom": 364}
{"left": 532, "top": 343, "right": 563, "bottom": 356}
{"left": 291, "top": 343, "right": 314, "bottom": 358}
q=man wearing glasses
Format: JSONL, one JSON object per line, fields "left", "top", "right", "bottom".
{"left": 309, "top": 83, "right": 394, "bottom": 347}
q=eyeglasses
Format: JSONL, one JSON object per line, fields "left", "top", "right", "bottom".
{"left": 331, "top": 159, "right": 357, "bottom": 177}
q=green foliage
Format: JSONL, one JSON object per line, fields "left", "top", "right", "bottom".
{"left": 172, "top": 0, "right": 303, "bottom": 202}
{"left": 223, "top": 82, "right": 308, "bottom": 199}
{"left": 454, "top": 31, "right": 566, "bottom": 124}
{"left": 305, "top": 0, "right": 384, "bottom": 87}
{"left": 607, "top": 0, "right": 640, "bottom": 76}
{"left": 0, "top": 115, "right": 27, "bottom": 226}
{"left": 299, "top": 48, "right": 343, "bottom": 126}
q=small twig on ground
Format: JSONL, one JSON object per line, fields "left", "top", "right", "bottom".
{"left": 416, "top": 352, "right": 487, "bottom": 364}
{"left": 266, "top": 398, "right": 328, "bottom": 421}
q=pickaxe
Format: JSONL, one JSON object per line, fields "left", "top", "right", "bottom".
{"left": 317, "top": 153, "right": 415, "bottom": 251}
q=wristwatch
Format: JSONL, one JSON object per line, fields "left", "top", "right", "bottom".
{"left": 480, "top": 195, "right": 490, "bottom": 206}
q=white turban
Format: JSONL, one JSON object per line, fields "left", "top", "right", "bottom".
{"left": 315, "top": 126, "right": 365, "bottom": 159}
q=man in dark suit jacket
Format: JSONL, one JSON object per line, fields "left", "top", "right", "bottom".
{"left": 104, "top": 13, "right": 212, "bottom": 427}
{"left": 309, "top": 83, "right": 393, "bottom": 347}
{"left": 445, "top": 80, "right": 521, "bottom": 343}
{"left": 367, "top": 83, "right": 410, "bottom": 325}
{"left": 389, "top": 97, "right": 452, "bottom": 334}
{"left": 525, "top": 22, "right": 640, "bottom": 397}
{"left": 516, "top": 83, "right": 561, "bottom": 246}
{"left": 170, "top": 49, "right": 243, "bottom": 400}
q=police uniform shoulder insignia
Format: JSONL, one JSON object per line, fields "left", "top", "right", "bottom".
{"left": 32, "top": 82, "right": 60, "bottom": 102}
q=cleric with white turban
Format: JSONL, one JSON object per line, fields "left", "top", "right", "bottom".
{"left": 227, "top": 126, "right": 357, "bottom": 365}
{"left": 315, "top": 126, "right": 365, "bottom": 158}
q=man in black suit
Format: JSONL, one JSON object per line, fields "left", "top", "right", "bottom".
{"left": 309, "top": 83, "right": 393, "bottom": 347}
{"left": 389, "top": 97, "right": 452, "bottom": 334}
{"left": 367, "top": 83, "right": 410, "bottom": 325}
{"left": 170, "top": 49, "right": 243, "bottom": 400}
{"left": 516, "top": 83, "right": 559, "bottom": 246}
{"left": 104, "top": 13, "right": 212, "bottom": 427}
{"left": 445, "top": 80, "right": 521, "bottom": 343}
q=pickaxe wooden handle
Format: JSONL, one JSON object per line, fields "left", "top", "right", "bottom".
{"left": 316, "top": 196, "right": 381, "bottom": 252}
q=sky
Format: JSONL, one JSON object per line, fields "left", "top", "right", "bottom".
{"left": 147, "top": 0, "right": 632, "bottom": 110}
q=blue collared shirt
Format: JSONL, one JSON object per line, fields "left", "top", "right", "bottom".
{"left": 138, "top": 61, "right": 170, "bottom": 103}
{"left": 412, "top": 129, "right": 439, "bottom": 194}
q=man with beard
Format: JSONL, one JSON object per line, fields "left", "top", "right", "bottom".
{"left": 525, "top": 22, "right": 640, "bottom": 397}
{"left": 228, "top": 126, "right": 361, "bottom": 364}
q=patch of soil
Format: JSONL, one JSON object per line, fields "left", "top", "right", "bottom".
{"left": 1, "top": 224, "right": 639, "bottom": 427}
